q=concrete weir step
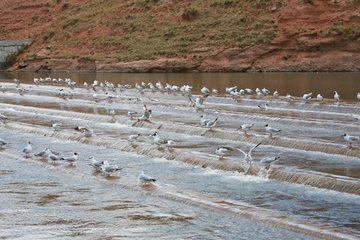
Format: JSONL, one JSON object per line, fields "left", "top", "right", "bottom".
{"left": 0, "top": 40, "right": 33, "bottom": 69}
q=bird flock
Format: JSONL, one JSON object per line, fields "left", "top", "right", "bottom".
{"left": 1, "top": 77, "right": 359, "bottom": 185}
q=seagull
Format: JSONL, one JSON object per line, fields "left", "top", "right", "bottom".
{"left": 74, "top": 124, "right": 89, "bottom": 132}
{"left": 0, "top": 113, "right": 8, "bottom": 121}
{"left": 22, "top": 141, "right": 33, "bottom": 157}
{"left": 264, "top": 124, "right": 281, "bottom": 138}
{"left": 151, "top": 132, "right": 168, "bottom": 149}
{"left": 230, "top": 90, "right": 242, "bottom": 97}
{"left": 105, "top": 92, "right": 117, "bottom": 100}
{"left": 334, "top": 91, "right": 340, "bottom": 100}
{"left": 0, "top": 138, "right": 7, "bottom": 148}
{"left": 48, "top": 153, "right": 61, "bottom": 164}
{"left": 260, "top": 157, "right": 280, "bottom": 169}
{"left": 201, "top": 86, "right": 210, "bottom": 95}
{"left": 262, "top": 88, "right": 270, "bottom": 95}
{"left": 204, "top": 118, "right": 218, "bottom": 131}
{"left": 199, "top": 115, "right": 210, "bottom": 126}
{"left": 237, "top": 124, "right": 254, "bottom": 135}
{"left": 302, "top": 92, "right": 312, "bottom": 100}
{"left": 273, "top": 90, "right": 279, "bottom": 97}
{"left": 34, "top": 147, "right": 51, "bottom": 159}
{"left": 148, "top": 83, "right": 156, "bottom": 90}
{"left": 215, "top": 146, "right": 234, "bottom": 159}
{"left": 257, "top": 103, "right": 268, "bottom": 110}
{"left": 128, "top": 134, "right": 141, "bottom": 145}
{"left": 137, "top": 105, "right": 152, "bottom": 121}
{"left": 351, "top": 114, "right": 360, "bottom": 121}
{"left": 89, "top": 156, "right": 102, "bottom": 170}
{"left": 101, "top": 160, "right": 121, "bottom": 176}
{"left": 245, "top": 88, "right": 253, "bottom": 94}
{"left": 60, "top": 152, "right": 79, "bottom": 165}
{"left": 225, "top": 86, "right": 237, "bottom": 93}
{"left": 212, "top": 88, "right": 218, "bottom": 94}
{"left": 135, "top": 82, "right": 144, "bottom": 91}
{"left": 138, "top": 171, "right": 156, "bottom": 185}
{"left": 317, "top": 94, "right": 324, "bottom": 101}
{"left": 236, "top": 143, "right": 261, "bottom": 163}
{"left": 286, "top": 93, "right": 295, "bottom": 100}
{"left": 78, "top": 124, "right": 93, "bottom": 137}
{"left": 165, "top": 140, "right": 174, "bottom": 150}
{"left": 189, "top": 96, "right": 207, "bottom": 109}
{"left": 51, "top": 123, "right": 62, "bottom": 131}
{"left": 343, "top": 133, "right": 359, "bottom": 148}
{"left": 127, "top": 111, "right": 137, "bottom": 119}
{"left": 357, "top": 93, "right": 360, "bottom": 100}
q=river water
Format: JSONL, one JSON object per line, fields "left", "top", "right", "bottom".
{"left": 0, "top": 72, "right": 359, "bottom": 239}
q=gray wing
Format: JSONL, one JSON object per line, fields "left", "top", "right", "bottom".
{"left": 140, "top": 174, "right": 156, "bottom": 182}
{"left": 34, "top": 150, "right": 46, "bottom": 156}
{"left": 105, "top": 166, "right": 120, "bottom": 173}
{"left": 248, "top": 143, "right": 261, "bottom": 155}
{"left": 49, "top": 155, "right": 59, "bottom": 160}
{"left": 261, "top": 157, "right": 279, "bottom": 165}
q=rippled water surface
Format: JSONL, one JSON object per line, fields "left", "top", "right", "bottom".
{"left": 0, "top": 72, "right": 360, "bottom": 239}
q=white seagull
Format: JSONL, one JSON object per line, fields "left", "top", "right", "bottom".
{"left": 34, "top": 147, "right": 51, "bottom": 159}
{"left": 215, "top": 146, "right": 234, "bottom": 159}
{"left": 137, "top": 105, "right": 152, "bottom": 121}
{"left": 317, "top": 94, "right": 324, "bottom": 101}
{"left": 151, "top": 132, "right": 168, "bottom": 149}
{"left": 264, "top": 124, "right": 281, "bottom": 138}
{"left": 60, "top": 152, "right": 79, "bottom": 165}
{"left": 82, "top": 124, "right": 93, "bottom": 137}
{"left": 286, "top": 93, "right": 295, "bottom": 100}
{"left": 357, "top": 93, "right": 360, "bottom": 100}
{"left": 351, "top": 114, "right": 360, "bottom": 121}
{"left": 257, "top": 103, "right": 269, "bottom": 110}
{"left": 0, "top": 113, "right": 8, "bottom": 121}
{"left": 205, "top": 117, "right": 218, "bottom": 131}
{"left": 51, "top": 123, "right": 62, "bottom": 131}
{"left": 273, "top": 90, "right": 279, "bottom": 97}
{"left": 343, "top": 133, "right": 359, "bottom": 148}
{"left": 334, "top": 91, "right": 340, "bottom": 100}
{"left": 245, "top": 88, "right": 253, "bottom": 93}
{"left": 127, "top": 111, "right": 137, "bottom": 119}
{"left": 237, "top": 124, "right": 254, "bottom": 135}
{"left": 47, "top": 153, "right": 60, "bottom": 164}
{"left": 201, "top": 86, "right": 210, "bottom": 95}
{"left": 236, "top": 143, "right": 261, "bottom": 163}
{"left": 138, "top": 171, "right": 156, "bottom": 185}
{"left": 22, "top": 141, "right": 33, "bottom": 157}
{"left": 101, "top": 160, "right": 121, "bottom": 176}
{"left": 260, "top": 157, "right": 280, "bottom": 169}
{"left": 302, "top": 92, "right": 312, "bottom": 100}
{"left": 262, "top": 88, "right": 270, "bottom": 95}
{"left": 128, "top": 134, "right": 141, "bottom": 145}
{"left": 89, "top": 156, "right": 102, "bottom": 170}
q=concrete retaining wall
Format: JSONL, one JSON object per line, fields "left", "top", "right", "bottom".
{"left": 0, "top": 40, "right": 33, "bottom": 69}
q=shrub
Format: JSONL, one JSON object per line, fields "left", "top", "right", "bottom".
{"left": 3, "top": 53, "right": 17, "bottom": 69}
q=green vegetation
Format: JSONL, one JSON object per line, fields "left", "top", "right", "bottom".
{"left": 3, "top": 53, "right": 18, "bottom": 69}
